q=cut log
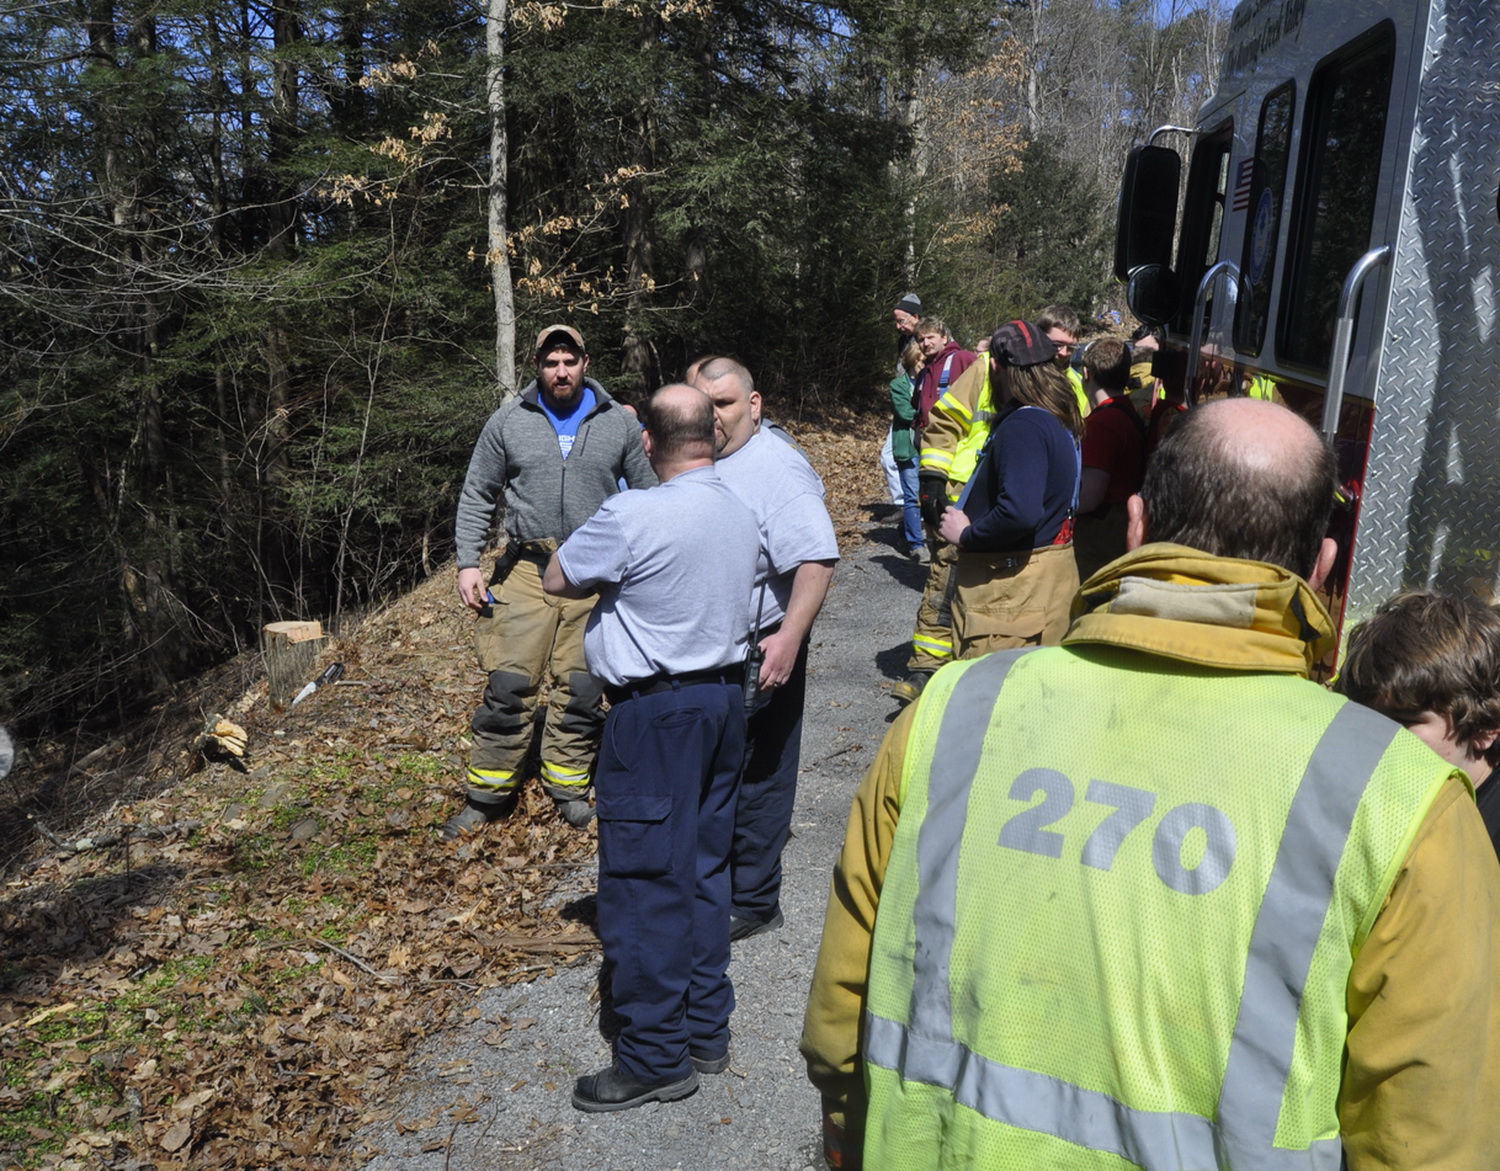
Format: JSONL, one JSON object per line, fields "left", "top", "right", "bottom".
{"left": 263, "top": 620, "right": 324, "bottom": 708}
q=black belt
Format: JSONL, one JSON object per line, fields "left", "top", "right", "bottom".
{"left": 605, "top": 665, "right": 744, "bottom": 705}
{"left": 511, "top": 540, "right": 557, "bottom": 562}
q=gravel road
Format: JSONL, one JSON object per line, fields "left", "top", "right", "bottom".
{"left": 357, "top": 515, "right": 925, "bottom": 1170}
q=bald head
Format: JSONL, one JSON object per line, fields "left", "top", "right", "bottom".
{"left": 1139, "top": 398, "right": 1336, "bottom": 578}
{"left": 693, "top": 357, "right": 753, "bottom": 397}
{"left": 644, "top": 383, "right": 716, "bottom": 464}
{"left": 690, "top": 357, "right": 761, "bottom": 456}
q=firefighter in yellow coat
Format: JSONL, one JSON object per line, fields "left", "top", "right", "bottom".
{"left": 803, "top": 398, "right": 1500, "bottom": 1170}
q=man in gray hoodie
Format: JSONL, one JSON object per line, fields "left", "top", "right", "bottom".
{"left": 447, "top": 325, "right": 656, "bottom": 837}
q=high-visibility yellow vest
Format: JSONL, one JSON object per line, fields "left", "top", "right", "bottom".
{"left": 864, "top": 648, "right": 1451, "bottom": 1169}
{"left": 1248, "top": 374, "right": 1277, "bottom": 401}
{"left": 1068, "top": 366, "right": 1091, "bottom": 418}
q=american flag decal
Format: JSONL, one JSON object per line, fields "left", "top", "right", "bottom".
{"left": 1231, "top": 158, "right": 1255, "bottom": 212}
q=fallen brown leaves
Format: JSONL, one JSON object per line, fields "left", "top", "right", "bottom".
{"left": 0, "top": 409, "right": 889, "bottom": 1168}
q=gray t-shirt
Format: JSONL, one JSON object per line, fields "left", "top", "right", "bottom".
{"left": 556, "top": 466, "right": 761, "bottom": 687}
{"left": 714, "top": 427, "right": 840, "bottom": 628}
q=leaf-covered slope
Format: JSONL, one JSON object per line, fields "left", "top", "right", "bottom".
{"left": 0, "top": 408, "right": 887, "bottom": 1168}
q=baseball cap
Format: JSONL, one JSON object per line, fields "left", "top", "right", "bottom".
{"left": 988, "top": 320, "right": 1058, "bottom": 368}
{"left": 535, "top": 324, "right": 586, "bottom": 357}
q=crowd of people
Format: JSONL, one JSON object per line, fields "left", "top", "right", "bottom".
{"left": 885, "top": 295, "right": 1169, "bottom": 703}
{"left": 444, "top": 315, "right": 1500, "bottom": 1167}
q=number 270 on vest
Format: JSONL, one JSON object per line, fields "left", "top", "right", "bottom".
{"left": 999, "top": 768, "right": 1236, "bottom": 896}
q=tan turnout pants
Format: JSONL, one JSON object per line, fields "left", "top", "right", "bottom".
{"left": 467, "top": 555, "right": 603, "bottom": 803}
{"left": 952, "top": 542, "right": 1080, "bottom": 660}
{"left": 907, "top": 538, "right": 959, "bottom": 674}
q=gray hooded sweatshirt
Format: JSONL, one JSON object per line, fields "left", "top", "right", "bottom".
{"left": 454, "top": 378, "right": 656, "bottom": 569}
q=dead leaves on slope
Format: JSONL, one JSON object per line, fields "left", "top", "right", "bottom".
{"left": 0, "top": 411, "right": 886, "bottom": 1169}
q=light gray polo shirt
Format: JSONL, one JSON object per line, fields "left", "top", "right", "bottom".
{"left": 714, "top": 427, "right": 840, "bottom": 629}
{"left": 556, "top": 466, "right": 761, "bottom": 687}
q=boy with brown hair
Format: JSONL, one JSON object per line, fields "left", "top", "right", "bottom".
{"left": 1338, "top": 590, "right": 1500, "bottom": 856}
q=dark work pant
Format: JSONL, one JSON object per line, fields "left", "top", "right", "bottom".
{"left": 594, "top": 680, "right": 745, "bottom": 1082}
{"left": 730, "top": 636, "right": 809, "bottom": 923}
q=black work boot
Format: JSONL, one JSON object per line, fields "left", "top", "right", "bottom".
{"left": 440, "top": 794, "right": 515, "bottom": 841}
{"left": 555, "top": 797, "right": 596, "bottom": 828}
{"left": 890, "top": 671, "right": 932, "bottom": 706}
{"left": 572, "top": 1063, "right": 699, "bottom": 1112}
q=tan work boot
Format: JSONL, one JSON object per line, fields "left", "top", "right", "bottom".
{"left": 890, "top": 671, "right": 932, "bottom": 706}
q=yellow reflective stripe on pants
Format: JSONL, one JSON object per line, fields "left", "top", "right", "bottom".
{"left": 540, "top": 760, "right": 590, "bottom": 790}
{"left": 912, "top": 635, "right": 953, "bottom": 657}
{"left": 908, "top": 540, "right": 959, "bottom": 673}
{"left": 466, "top": 765, "right": 518, "bottom": 794}
{"left": 469, "top": 555, "right": 604, "bottom": 791}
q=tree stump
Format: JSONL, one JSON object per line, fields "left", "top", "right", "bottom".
{"left": 263, "top": 621, "right": 325, "bottom": 709}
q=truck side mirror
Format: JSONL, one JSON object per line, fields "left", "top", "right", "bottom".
{"left": 1126, "top": 264, "right": 1178, "bottom": 327}
{"left": 1114, "top": 144, "right": 1181, "bottom": 281}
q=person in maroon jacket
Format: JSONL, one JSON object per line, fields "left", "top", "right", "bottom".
{"left": 1074, "top": 338, "right": 1147, "bottom": 580}
{"left": 911, "top": 319, "right": 977, "bottom": 431}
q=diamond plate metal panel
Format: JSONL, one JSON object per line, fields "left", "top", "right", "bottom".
{"left": 1347, "top": 0, "right": 1500, "bottom": 621}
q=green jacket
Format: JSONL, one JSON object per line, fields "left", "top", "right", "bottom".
{"left": 889, "top": 372, "right": 917, "bottom": 463}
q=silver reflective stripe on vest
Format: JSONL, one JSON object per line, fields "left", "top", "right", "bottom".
{"left": 1216, "top": 702, "right": 1399, "bottom": 1157}
{"left": 872, "top": 675, "right": 1396, "bottom": 1169}
{"left": 909, "top": 649, "right": 1039, "bottom": 1040}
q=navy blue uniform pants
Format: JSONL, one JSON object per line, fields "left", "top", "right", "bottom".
{"left": 730, "top": 636, "right": 809, "bottom": 924}
{"left": 595, "top": 680, "right": 745, "bottom": 1081}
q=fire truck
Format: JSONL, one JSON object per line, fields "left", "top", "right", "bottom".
{"left": 1114, "top": 0, "right": 1500, "bottom": 641}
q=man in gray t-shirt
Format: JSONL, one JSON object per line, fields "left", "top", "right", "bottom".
{"left": 691, "top": 358, "right": 839, "bottom": 941}
{"left": 544, "top": 383, "right": 761, "bottom": 1113}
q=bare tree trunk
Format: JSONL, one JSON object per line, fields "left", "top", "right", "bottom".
{"left": 896, "top": 72, "right": 921, "bottom": 280}
{"left": 621, "top": 4, "right": 661, "bottom": 392}
{"left": 487, "top": 0, "right": 516, "bottom": 397}
{"left": 1024, "top": 0, "right": 1042, "bottom": 138}
{"left": 264, "top": 0, "right": 299, "bottom": 495}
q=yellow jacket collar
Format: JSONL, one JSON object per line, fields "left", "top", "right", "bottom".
{"left": 1064, "top": 543, "right": 1335, "bottom": 676}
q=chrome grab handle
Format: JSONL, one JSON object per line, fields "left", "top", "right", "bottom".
{"left": 1320, "top": 245, "right": 1392, "bottom": 443}
{"left": 1185, "top": 260, "right": 1241, "bottom": 405}
{"left": 1146, "top": 124, "right": 1194, "bottom": 146}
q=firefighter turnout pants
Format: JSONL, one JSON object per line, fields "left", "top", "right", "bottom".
{"left": 907, "top": 537, "right": 959, "bottom": 674}
{"left": 952, "top": 542, "right": 1079, "bottom": 660}
{"left": 467, "top": 555, "right": 604, "bottom": 803}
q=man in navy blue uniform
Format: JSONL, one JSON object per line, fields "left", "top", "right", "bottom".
{"left": 544, "top": 383, "right": 762, "bottom": 1111}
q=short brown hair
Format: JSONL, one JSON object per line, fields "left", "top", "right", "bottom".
{"left": 1339, "top": 591, "right": 1500, "bottom": 768}
{"left": 915, "top": 317, "right": 951, "bottom": 341}
{"left": 1037, "top": 304, "right": 1081, "bottom": 338}
{"left": 1083, "top": 338, "right": 1130, "bottom": 392}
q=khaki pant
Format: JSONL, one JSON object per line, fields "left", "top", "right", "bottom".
{"left": 952, "top": 543, "right": 1080, "bottom": 660}
{"left": 468, "top": 555, "right": 603, "bottom": 802}
{"left": 907, "top": 538, "right": 959, "bottom": 673}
